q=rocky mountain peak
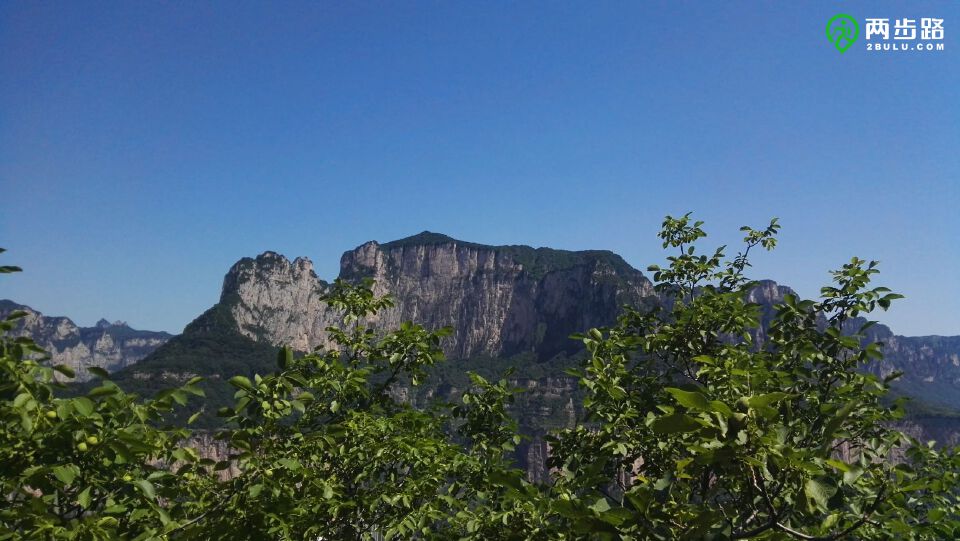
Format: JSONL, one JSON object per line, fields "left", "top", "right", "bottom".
{"left": 149, "top": 233, "right": 960, "bottom": 416}
{"left": 221, "top": 251, "right": 320, "bottom": 302}
{"left": 341, "top": 232, "right": 641, "bottom": 283}
{"left": 95, "top": 318, "right": 128, "bottom": 329}
{"left": 217, "top": 234, "right": 655, "bottom": 360}
{"left": 0, "top": 301, "right": 170, "bottom": 381}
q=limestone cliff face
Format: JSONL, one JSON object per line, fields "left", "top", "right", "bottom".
{"left": 0, "top": 300, "right": 171, "bottom": 381}
{"left": 222, "top": 232, "right": 655, "bottom": 360}
{"left": 745, "top": 279, "right": 795, "bottom": 346}
{"left": 338, "top": 239, "right": 530, "bottom": 359}
{"left": 223, "top": 252, "right": 335, "bottom": 352}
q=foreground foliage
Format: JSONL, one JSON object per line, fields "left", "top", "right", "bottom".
{"left": 2, "top": 217, "right": 959, "bottom": 539}
{"left": 541, "top": 216, "right": 960, "bottom": 539}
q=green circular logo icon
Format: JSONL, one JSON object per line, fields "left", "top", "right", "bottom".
{"left": 826, "top": 14, "right": 859, "bottom": 53}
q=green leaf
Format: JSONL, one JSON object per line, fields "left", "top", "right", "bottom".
{"left": 53, "top": 365, "right": 76, "bottom": 379}
{"left": 822, "top": 401, "right": 856, "bottom": 448}
{"left": 651, "top": 413, "right": 701, "bottom": 434}
{"left": 747, "top": 392, "right": 791, "bottom": 409}
{"left": 77, "top": 486, "right": 92, "bottom": 509}
{"left": 277, "top": 458, "right": 301, "bottom": 471}
{"left": 13, "top": 392, "right": 32, "bottom": 408}
{"left": 182, "top": 384, "right": 205, "bottom": 397}
{"left": 665, "top": 388, "right": 710, "bottom": 410}
{"left": 825, "top": 459, "right": 850, "bottom": 472}
{"left": 589, "top": 495, "right": 611, "bottom": 514}
{"left": 135, "top": 479, "right": 156, "bottom": 500}
{"left": 488, "top": 470, "right": 523, "bottom": 491}
{"left": 97, "top": 516, "right": 119, "bottom": 528}
{"left": 842, "top": 465, "right": 864, "bottom": 485}
{"left": 73, "top": 397, "right": 95, "bottom": 417}
{"left": 228, "top": 376, "right": 254, "bottom": 391}
{"left": 822, "top": 512, "right": 840, "bottom": 530}
{"left": 277, "top": 346, "right": 293, "bottom": 370}
{"left": 53, "top": 465, "right": 79, "bottom": 486}
{"left": 804, "top": 478, "right": 837, "bottom": 510}
{"left": 709, "top": 401, "right": 734, "bottom": 417}
{"left": 170, "top": 390, "right": 188, "bottom": 405}
{"left": 88, "top": 385, "right": 119, "bottom": 398}
{"left": 87, "top": 366, "right": 111, "bottom": 379}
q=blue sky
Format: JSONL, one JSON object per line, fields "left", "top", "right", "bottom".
{"left": 1, "top": 1, "right": 957, "bottom": 335}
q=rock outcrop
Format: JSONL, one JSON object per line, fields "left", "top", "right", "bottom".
{"left": 222, "top": 232, "right": 655, "bottom": 361}
{"left": 223, "top": 252, "right": 334, "bottom": 352}
{"left": 0, "top": 300, "right": 172, "bottom": 381}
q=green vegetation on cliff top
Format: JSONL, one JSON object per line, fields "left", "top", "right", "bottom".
{"left": 381, "top": 231, "right": 639, "bottom": 279}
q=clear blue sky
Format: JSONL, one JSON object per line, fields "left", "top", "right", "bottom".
{"left": 1, "top": 1, "right": 957, "bottom": 335}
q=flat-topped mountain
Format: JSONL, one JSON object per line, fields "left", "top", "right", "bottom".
{"left": 0, "top": 300, "right": 172, "bottom": 381}
{"left": 221, "top": 232, "right": 654, "bottom": 361}
{"left": 113, "top": 232, "right": 960, "bottom": 414}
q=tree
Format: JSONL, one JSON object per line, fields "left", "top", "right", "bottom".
{"left": 161, "top": 278, "right": 549, "bottom": 539}
{"left": 0, "top": 263, "right": 530, "bottom": 540}
{"left": 0, "top": 250, "right": 204, "bottom": 539}
{"left": 541, "top": 215, "right": 960, "bottom": 539}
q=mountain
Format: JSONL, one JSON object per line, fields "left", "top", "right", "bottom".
{"left": 0, "top": 300, "right": 172, "bottom": 381}
{"left": 115, "top": 233, "right": 960, "bottom": 411}
{"left": 113, "top": 233, "right": 654, "bottom": 415}
{"left": 222, "top": 232, "right": 654, "bottom": 361}
{"left": 57, "top": 232, "right": 960, "bottom": 476}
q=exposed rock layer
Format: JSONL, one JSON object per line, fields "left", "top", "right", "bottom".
{"left": 224, "top": 233, "right": 655, "bottom": 361}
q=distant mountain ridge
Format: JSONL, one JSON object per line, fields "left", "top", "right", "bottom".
{"left": 0, "top": 300, "right": 172, "bottom": 381}
{"left": 7, "top": 232, "right": 960, "bottom": 479}
{"left": 113, "top": 231, "right": 960, "bottom": 411}
{"left": 742, "top": 282, "right": 960, "bottom": 413}
{"left": 5, "top": 232, "right": 958, "bottom": 414}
